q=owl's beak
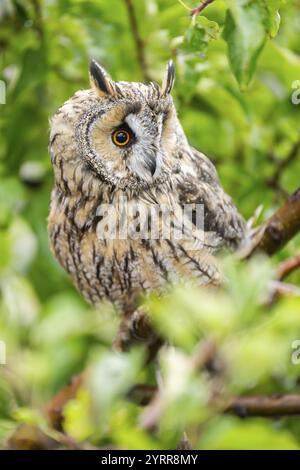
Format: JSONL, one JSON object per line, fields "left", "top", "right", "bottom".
{"left": 128, "top": 152, "right": 160, "bottom": 182}
{"left": 148, "top": 156, "right": 157, "bottom": 177}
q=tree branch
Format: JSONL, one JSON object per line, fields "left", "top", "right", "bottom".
{"left": 123, "top": 0, "right": 150, "bottom": 81}
{"left": 244, "top": 188, "right": 300, "bottom": 258}
{"left": 43, "top": 373, "right": 300, "bottom": 437}
{"left": 136, "top": 385, "right": 300, "bottom": 430}
{"left": 191, "top": 0, "right": 215, "bottom": 17}
{"left": 133, "top": 384, "right": 300, "bottom": 415}
{"left": 225, "top": 394, "right": 300, "bottom": 417}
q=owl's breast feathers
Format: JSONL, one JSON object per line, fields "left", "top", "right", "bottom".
{"left": 48, "top": 158, "right": 246, "bottom": 312}
{"left": 48, "top": 183, "right": 222, "bottom": 311}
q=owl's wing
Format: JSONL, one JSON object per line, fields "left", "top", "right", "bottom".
{"left": 176, "top": 147, "right": 247, "bottom": 249}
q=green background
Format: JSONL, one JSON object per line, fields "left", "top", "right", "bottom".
{"left": 1, "top": 0, "right": 300, "bottom": 450}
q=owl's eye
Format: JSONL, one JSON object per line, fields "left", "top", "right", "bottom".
{"left": 112, "top": 128, "right": 132, "bottom": 147}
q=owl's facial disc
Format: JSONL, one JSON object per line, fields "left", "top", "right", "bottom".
{"left": 77, "top": 59, "right": 177, "bottom": 188}
{"left": 78, "top": 98, "right": 171, "bottom": 187}
{"left": 78, "top": 87, "right": 177, "bottom": 189}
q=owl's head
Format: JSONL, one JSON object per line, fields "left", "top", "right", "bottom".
{"left": 50, "top": 59, "right": 188, "bottom": 195}
{"left": 75, "top": 60, "right": 182, "bottom": 191}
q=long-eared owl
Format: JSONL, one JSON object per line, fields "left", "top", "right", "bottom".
{"left": 48, "top": 60, "right": 246, "bottom": 345}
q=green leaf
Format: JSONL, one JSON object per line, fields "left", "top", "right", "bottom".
{"left": 264, "top": 0, "right": 283, "bottom": 38}
{"left": 63, "top": 389, "right": 94, "bottom": 442}
{"left": 182, "top": 16, "right": 219, "bottom": 53}
{"left": 200, "top": 417, "right": 299, "bottom": 450}
{"left": 223, "top": 0, "right": 269, "bottom": 89}
{"left": 88, "top": 348, "right": 144, "bottom": 426}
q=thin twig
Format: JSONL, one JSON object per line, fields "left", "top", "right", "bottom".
{"left": 123, "top": 0, "right": 150, "bottom": 81}
{"left": 44, "top": 373, "right": 85, "bottom": 430}
{"left": 177, "top": 432, "right": 192, "bottom": 450}
{"left": 31, "top": 0, "right": 44, "bottom": 38}
{"left": 177, "top": 0, "right": 192, "bottom": 11}
{"left": 191, "top": 0, "right": 215, "bottom": 17}
{"left": 271, "top": 280, "right": 300, "bottom": 297}
{"left": 276, "top": 254, "right": 300, "bottom": 280}
{"left": 267, "top": 140, "right": 300, "bottom": 192}
{"left": 266, "top": 280, "right": 300, "bottom": 307}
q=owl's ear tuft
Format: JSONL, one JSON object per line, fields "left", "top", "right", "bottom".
{"left": 89, "top": 59, "right": 116, "bottom": 98}
{"left": 161, "top": 60, "right": 175, "bottom": 97}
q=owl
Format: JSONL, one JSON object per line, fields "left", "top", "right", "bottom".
{"left": 48, "top": 60, "right": 246, "bottom": 350}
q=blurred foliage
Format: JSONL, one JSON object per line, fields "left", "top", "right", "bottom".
{"left": 1, "top": 0, "right": 300, "bottom": 450}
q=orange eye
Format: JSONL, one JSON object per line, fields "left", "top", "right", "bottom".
{"left": 112, "top": 129, "right": 131, "bottom": 147}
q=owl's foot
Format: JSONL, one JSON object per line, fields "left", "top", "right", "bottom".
{"left": 113, "top": 309, "right": 163, "bottom": 363}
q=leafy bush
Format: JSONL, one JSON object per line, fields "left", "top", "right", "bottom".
{"left": 0, "top": 0, "right": 300, "bottom": 450}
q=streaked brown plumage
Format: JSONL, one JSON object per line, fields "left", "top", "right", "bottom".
{"left": 48, "top": 60, "right": 246, "bottom": 349}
